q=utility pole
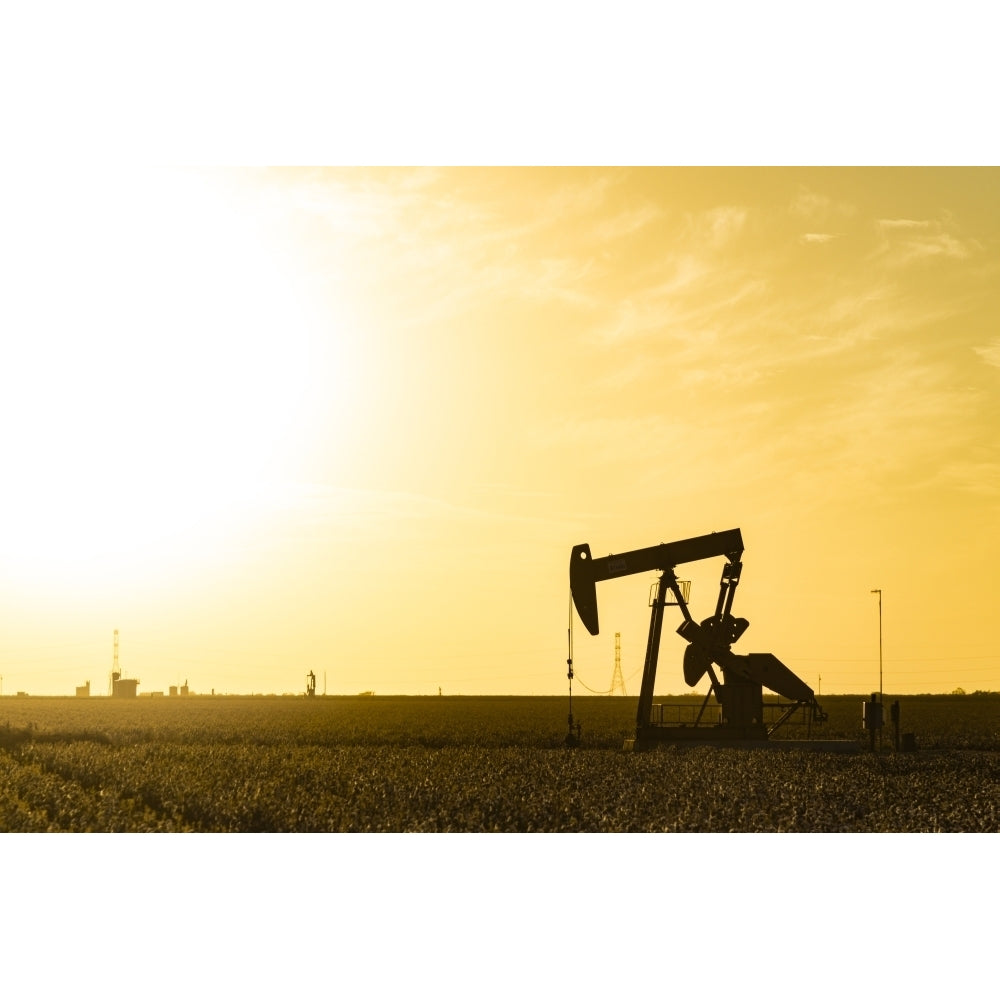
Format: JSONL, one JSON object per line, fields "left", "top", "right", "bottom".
{"left": 871, "top": 588, "right": 883, "bottom": 749}
{"left": 870, "top": 589, "right": 882, "bottom": 701}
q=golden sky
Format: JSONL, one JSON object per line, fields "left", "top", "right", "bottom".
{"left": 2, "top": 166, "right": 999, "bottom": 697}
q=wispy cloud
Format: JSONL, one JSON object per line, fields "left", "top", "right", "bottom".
{"left": 877, "top": 218, "right": 931, "bottom": 230}
{"left": 591, "top": 210, "right": 783, "bottom": 351}
{"left": 907, "top": 232, "right": 976, "bottom": 260}
{"left": 874, "top": 216, "right": 980, "bottom": 264}
{"left": 790, "top": 187, "right": 857, "bottom": 223}
{"left": 519, "top": 256, "right": 601, "bottom": 307}
{"left": 788, "top": 346, "right": 989, "bottom": 501}
{"left": 932, "top": 459, "right": 1000, "bottom": 498}
{"left": 973, "top": 338, "right": 1000, "bottom": 367}
{"left": 542, "top": 173, "right": 617, "bottom": 217}
{"left": 687, "top": 205, "right": 748, "bottom": 249}
{"left": 593, "top": 203, "right": 662, "bottom": 242}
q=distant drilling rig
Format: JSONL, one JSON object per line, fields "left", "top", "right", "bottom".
{"left": 108, "top": 630, "right": 139, "bottom": 697}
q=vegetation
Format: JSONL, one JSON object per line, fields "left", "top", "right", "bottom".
{"left": 0, "top": 694, "right": 997, "bottom": 831}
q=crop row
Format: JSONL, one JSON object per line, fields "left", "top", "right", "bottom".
{"left": 5, "top": 739, "right": 997, "bottom": 832}
{"left": 2, "top": 694, "right": 997, "bottom": 750}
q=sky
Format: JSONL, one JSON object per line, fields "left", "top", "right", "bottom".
{"left": 2, "top": 166, "right": 998, "bottom": 698}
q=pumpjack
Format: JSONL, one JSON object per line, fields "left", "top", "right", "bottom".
{"left": 570, "top": 529, "right": 827, "bottom": 749}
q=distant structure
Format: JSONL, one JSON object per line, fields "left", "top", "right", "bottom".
{"left": 112, "top": 676, "right": 138, "bottom": 697}
{"left": 108, "top": 630, "right": 139, "bottom": 698}
{"left": 611, "top": 632, "right": 627, "bottom": 696}
{"left": 306, "top": 670, "right": 316, "bottom": 697}
{"left": 76, "top": 681, "right": 91, "bottom": 697}
{"left": 169, "top": 685, "right": 178, "bottom": 696}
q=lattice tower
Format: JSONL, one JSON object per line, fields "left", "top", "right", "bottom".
{"left": 610, "top": 631, "right": 627, "bottom": 696}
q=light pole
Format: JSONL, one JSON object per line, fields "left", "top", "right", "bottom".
{"left": 870, "top": 589, "right": 882, "bottom": 702}
{"left": 871, "top": 589, "right": 883, "bottom": 750}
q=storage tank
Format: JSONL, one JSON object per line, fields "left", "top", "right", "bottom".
{"left": 112, "top": 677, "right": 139, "bottom": 698}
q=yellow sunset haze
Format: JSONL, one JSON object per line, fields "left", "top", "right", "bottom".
{"left": 2, "top": 167, "right": 998, "bottom": 698}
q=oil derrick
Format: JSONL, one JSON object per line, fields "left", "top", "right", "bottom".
{"left": 108, "top": 629, "right": 121, "bottom": 695}
{"left": 610, "top": 631, "right": 627, "bottom": 696}
{"left": 108, "top": 630, "right": 139, "bottom": 697}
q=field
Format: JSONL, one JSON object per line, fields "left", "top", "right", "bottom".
{"left": 0, "top": 694, "right": 998, "bottom": 832}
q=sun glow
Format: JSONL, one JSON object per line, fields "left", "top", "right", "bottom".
{"left": 1, "top": 167, "right": 336, "bottom": 594}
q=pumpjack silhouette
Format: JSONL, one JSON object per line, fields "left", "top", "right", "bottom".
{"left": 570, "top": 528, "right": 827, "bottom": 749}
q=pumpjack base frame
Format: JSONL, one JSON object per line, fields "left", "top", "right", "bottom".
{"left": 624, "top": 730, "right": 858, "bottom": 753}
{"left": 644, "top": 722, "right": 767, "bottom": 742}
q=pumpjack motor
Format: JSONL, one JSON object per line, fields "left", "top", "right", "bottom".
{"left": 570, "top": 529, "right": 827, "bottom": 749}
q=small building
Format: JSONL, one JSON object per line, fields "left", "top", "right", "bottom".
{"left": 169, "top": 685, "right": 178, "bottom": 697}
{"left": 76, "top": 681, "right": 91, "bottom": 698}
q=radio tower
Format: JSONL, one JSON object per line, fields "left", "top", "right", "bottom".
{"left": 610, "top": 631, "right": 627, "bottom": 696}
